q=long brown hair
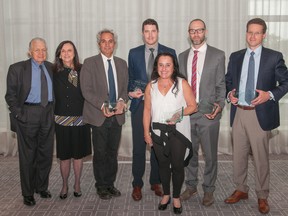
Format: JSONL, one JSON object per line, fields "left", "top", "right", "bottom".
{"left": 53, "top": 40, "right": 81, "bottom": 72}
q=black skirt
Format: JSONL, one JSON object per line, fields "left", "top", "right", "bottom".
{"left": 55, "top": 124, "right": 92, "bottom": 160}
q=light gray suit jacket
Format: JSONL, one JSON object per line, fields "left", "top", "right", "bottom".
{"left": 80, "top": 54, "right": 129, "bottom": 127}
{"left": 179, "top": 45, "right": 226, "bottom": 110}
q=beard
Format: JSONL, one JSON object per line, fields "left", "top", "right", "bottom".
{"left": 191, "top": 36, "right": 206, "bottom": 45}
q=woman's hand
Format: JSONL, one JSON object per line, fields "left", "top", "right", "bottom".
{"left": 144, "top": 134, "right": 153, "bottom": 147}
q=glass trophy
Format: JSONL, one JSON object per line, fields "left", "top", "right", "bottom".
{"left": 129, "top": 79, "right": 147, "bottom": 92}
{"left": 104, "top": 101, "right": 117, "bottom": 114}
{"left": 198, "top": 99, "right": 217, "bottom": 115}
{"left": 165, "top": 107, "right": 184, "bottom": 124}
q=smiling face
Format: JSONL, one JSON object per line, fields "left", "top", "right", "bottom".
{"left": 29, "top": 39, "right": 47, "bottom": 64}
{"left": 99, "top": 32, "right": 115, "bottom": 58}
{"left": 60, "top": 43, "right": 75, "bottom": 67}
{"left": 246, "top": 23, "right": 266, "bottom": 50}
{"left": 157, "top": 55, "right": 174, "bottom": 80}
{"left": 142, "top": 24, "right": 159, "bottom": 46}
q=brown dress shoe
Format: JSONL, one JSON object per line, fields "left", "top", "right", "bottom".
{"left": 224, "top": 190, "right": 248, "bottom": 204}
{"left": 132, "top": 186, "right": 142, "bottom": 201}
{"left": 151, "top": 184, "right": 163, "bottom": 197}
{"left": 258, "top": 199, "right": 270, "bottom": 214}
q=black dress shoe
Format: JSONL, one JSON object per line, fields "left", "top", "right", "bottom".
{"left": 97, "top": 187, "right": 112, "bottom": 200}
{"left": 107, "top": 186, "right": 121, "bottom": 197}
{"left": 39, "top": 190, "right": 52, "bottom": 198}
{"left": 173, "top": 205, "right": 183, "bottom": 214}
{"left": 23, "top": 196, "right": 36, "bottom": 206}
{"left": 158, "top": 197, "right": 171, "bottom": 210}
{"left": 74, "top": 191, "right": 82, "bottom": 197}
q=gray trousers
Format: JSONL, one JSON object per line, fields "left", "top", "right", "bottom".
{"left": 185, "top": 112, "right": 220, "bottom": 193}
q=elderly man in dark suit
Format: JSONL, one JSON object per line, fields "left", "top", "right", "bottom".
{"left": 80, "top": 29, "right": 128, "bottom": 200}
{"left": 179, "top": 19, "right": 226, "bottom": 207}
{"left": 5, "top": 37, "right": 54, "bottom": 206}
{"left": 225, "top": 18, "right": 288, "bottom": 214}
{"left": 128, "top": 18, "right": 177, "bottom": 201}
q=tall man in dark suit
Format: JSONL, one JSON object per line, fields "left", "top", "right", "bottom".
{"left": 80, "top": 29, "right": 128, "bottom": 200}
{"left": 128, "top": 18, "right": 177, "bottom": 201}
{"left": 179, "top": 19, "right": 226, "bottom": 206}
{"left": 225, "top": 18, "right": 288, "bottom": 214}
{"left": 5, "top": 37, "right": 54, "bottom": 206}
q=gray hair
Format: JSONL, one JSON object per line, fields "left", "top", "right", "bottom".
{"left": 29, "top": 37, "right": 47, "bottom": 51}
{"left": 96, "top": 29, "right": 118, "bottom": 44}
{"left": 27, "top": 37, "right": 47, "bottom": 58}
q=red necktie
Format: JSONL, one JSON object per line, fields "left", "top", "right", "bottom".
{"left": 191, "top": 50, "right": 199, "bottom": 96}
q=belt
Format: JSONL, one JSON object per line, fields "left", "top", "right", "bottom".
{"left": 24, "top": 102, "right": 53, "bottom": 106}
{"left": 237, "top": 105, "right": 255, "bottom": 110}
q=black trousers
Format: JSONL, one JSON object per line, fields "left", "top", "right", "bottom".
{"left": 91, "top": 116, "right": 122, "bottom": 188}
{"left": 16, "top": 103, "right": 54, "bottom": 197}
{"left": 131, "top": 101, "right": 160, "bottom": 187}
{"left": 153, "top": 134, "right": 186, "bottom": 198}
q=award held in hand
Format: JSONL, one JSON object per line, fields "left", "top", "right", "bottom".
{"left": 165, "top": 107, "right": 184, "bottom": 124}
{"left": 129, "top": 79, "right": 147, "bottom": 92}
{"left": 104, "top": 101, "right": 117, "bottom": 114}
{"left": 198, "top": 99, "right": 217, "bottom": 115}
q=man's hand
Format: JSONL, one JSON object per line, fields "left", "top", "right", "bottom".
{"left": 251, "top": 89, "right": 270, "bottom": 106}
{"left": 102, "top": 106, "right": 115, "bottom": 118}
{"left": 128, "top": 88, "right": 144, "bottom": 99}
{"left": 114, "top": 100, "right": 127, "bottom": 115}
{"left": 205, "top": 103, "right": 221, "bottom": 120}
{"left": 229, "top": 89, "right": 239, "bottom": 105}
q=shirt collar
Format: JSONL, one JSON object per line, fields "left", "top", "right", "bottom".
{"left": 191, "top": 42, "right": 207, "bottom": 53}
{"left": 247, "top": 45, "right": 262, "bottom": 57}
{"left": 145, "top": 43, "right": 158, "bottom": 53}
{"left": 101, "top": 53, "right": 114, "bottom": 61}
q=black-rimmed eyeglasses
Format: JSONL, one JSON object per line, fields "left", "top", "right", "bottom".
{"left": 188, "top": 28, "right": 205, "bottom": 34}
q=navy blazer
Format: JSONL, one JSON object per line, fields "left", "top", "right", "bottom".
{"left": 225, "top": 47, "right": 288, "bottom": 131}
{"left": 128, "top": 43, "right": 177, "bottom": 113}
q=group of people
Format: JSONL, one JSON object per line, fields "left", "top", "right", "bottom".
{"left": 5, "top": 17, "right": 288, "bottom": 215}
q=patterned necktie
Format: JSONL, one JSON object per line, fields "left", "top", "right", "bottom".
{"left": 147, "top": 48, "right": 155, "bottom": 81}
{"left": 39, "top": 65, "right": 48, "bottom": 107}
{"left": 107, "top": 59, "right": 116, "bottom": 103}
{"left": 245, "top": 51, "right": 255, "bottom": 105}
{"left": 191, "top": 50, "right": 199, "bottom": 97}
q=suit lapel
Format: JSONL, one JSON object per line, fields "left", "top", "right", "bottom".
{"left": 24, "top": 59, "right": 32, "bottom": 97}
{"left": 256, "top": 47, "right": 268, "bottom": 88}
{"left": 236, "top": 50, "right": 246, "bottom": 89}
{"left": 96, "top": 54, "right": 109, "bottom": 93}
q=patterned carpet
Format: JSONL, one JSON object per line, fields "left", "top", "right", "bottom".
{"left": 0, "top": 155, "right": 288, "bottom": 216}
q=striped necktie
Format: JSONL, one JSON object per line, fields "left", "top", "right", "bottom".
{"left": 191, "top": 50, "right": 199, "bottom": 97}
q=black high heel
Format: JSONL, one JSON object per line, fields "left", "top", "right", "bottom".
{"left": 158, "top": 197, "right": 171, "bottom": 210}
{"left": 59, "top": 187, "right": 68, "bottom": 200}
{"left": 74, "top": 191, "right": 82, "bottom": 197}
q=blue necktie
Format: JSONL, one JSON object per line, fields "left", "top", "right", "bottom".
{"left": 107, "top": 59, "right": 116, "bottom": 103}
{"left": 245, "top": 51, "right": 255, "bottom": 105}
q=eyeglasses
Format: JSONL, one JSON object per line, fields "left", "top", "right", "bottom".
{"left": 247, "top": 32, "right": 263, "bottom": 37}
{"left": 188, "top": 28, "right": 205, "bottom": 34}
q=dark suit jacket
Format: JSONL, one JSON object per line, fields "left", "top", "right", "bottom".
{"left": 80, "top": 54, "right": 129, "bottom": 127}
{"left": 128, "top": 43, "right": 177, "bottom": 113}
{"left": 179, "top": 45, "right": 226, "bottom": 109}
{"left": 225, "top": 47, "right": 288, "bottom": 131}
{"left": 5, "top": 59, "right": 53, "bottom": 131}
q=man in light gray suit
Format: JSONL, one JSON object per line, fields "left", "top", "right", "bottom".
{"left": 80, "top": 29, "right": 128, "bottom": 200}
{"left": 179, "top": 19, "right": 226, "bottom": 206}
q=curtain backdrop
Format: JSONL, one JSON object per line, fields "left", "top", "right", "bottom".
{"left": 1, "top": 0, "right": 288, "bottom": 156}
